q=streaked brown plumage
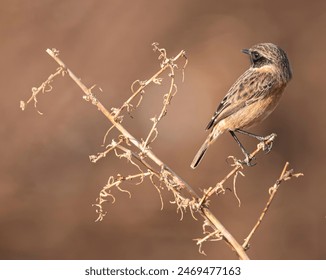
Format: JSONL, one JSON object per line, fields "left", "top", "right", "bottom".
{"left": 191, "top": 43, "right": 292, "bottom": 169}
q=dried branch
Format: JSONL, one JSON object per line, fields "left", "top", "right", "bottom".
{"left": 93, "top": 172, "right": 151, "bottom": 222}
{"left": 89, "top": 138, "right": 124, "bottom": 163}
{"left": 111, "top": 43, "right": 187, "bottom": 120}
{"left": 21, "top": 44, "right": 302, "bottom": 260}
{"left": 20, "top": 64, "right": 65, "bottom": 115}
{"left": 41, "top": 46, "right": 247, "bottom": 259}
{"left": 194, "top": 230, "right": 223, "bottom": 256}
{"left": 242, "top": 162, "right": 304, "bottom": 250}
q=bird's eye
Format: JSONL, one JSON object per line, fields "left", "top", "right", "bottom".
{"left": 252, "top": 51, "right": 261, "bottom": 62}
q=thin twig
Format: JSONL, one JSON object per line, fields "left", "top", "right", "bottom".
{"left": 20, "top": 65, "right": 64, "bottom": 115}
{"left": 93, "top": 172, "right": 151, "bottom": 222}
{"left": 112, "top": 43, "right": 187, "bottom": 119}
{"left": 242, "top": 162, "right": 303, "bottom": 250}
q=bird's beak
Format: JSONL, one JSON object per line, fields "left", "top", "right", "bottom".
{"left": 241, "top": 48, "right": 250, "bottom": 55}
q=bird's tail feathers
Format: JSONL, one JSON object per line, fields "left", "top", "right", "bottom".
{"left": 191, "top": 130, "right": 221, "bottom": 169}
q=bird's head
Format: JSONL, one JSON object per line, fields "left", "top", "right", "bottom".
{"left": 242, "top": 43, "right": 292, "bottom": 82}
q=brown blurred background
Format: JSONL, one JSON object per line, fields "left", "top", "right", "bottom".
{"left": 1, "top": 0, "right": 325, "bottom": 260}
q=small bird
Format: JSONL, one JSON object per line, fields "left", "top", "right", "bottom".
{"left": 191, "top": 43, "right": 292, "bottom": 169}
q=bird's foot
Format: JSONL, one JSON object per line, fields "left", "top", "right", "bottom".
{"left": 239, "top": 154, "right": 256, "bottom": 167}
{"left": 258, "top": 133, "right": 277, "bottom": 154}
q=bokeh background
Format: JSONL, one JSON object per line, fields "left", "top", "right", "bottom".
{"left": 1, "top": 0, "right": 325, "bottom": 259}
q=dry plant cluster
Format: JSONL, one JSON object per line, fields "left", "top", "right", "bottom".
{"left": 21, "top": 44, "right": 303, "bottom": 259}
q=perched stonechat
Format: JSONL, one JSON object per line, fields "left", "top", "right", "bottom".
{"left": 191, "top": 43, "right": 292, "bottom": 168}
